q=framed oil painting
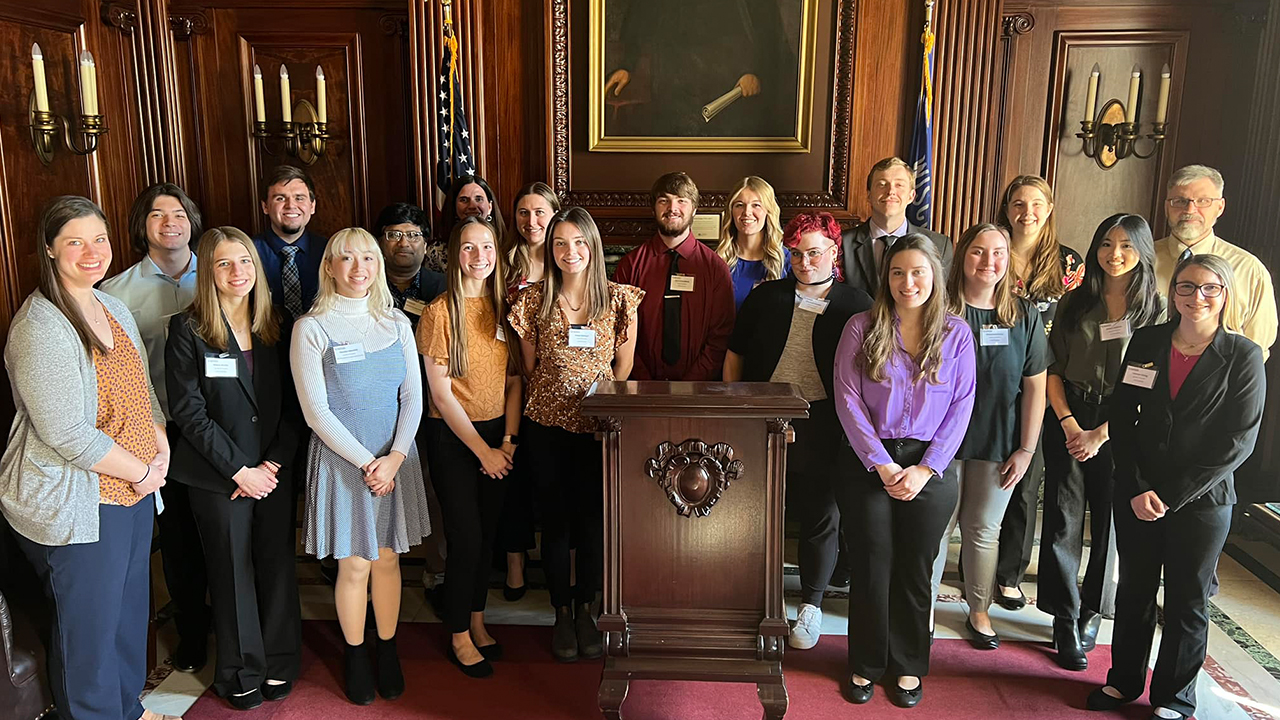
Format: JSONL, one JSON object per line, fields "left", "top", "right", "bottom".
{"left": 587, "top": 0, "right": 818, "bottom": 152}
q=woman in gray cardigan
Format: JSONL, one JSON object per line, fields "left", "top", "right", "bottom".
{"left": 0, "top": 197, "right": 177, "bottom": 720}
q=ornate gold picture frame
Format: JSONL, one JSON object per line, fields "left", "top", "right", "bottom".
{"left": 586, "top": 0, "right": 819, "bottom": 153}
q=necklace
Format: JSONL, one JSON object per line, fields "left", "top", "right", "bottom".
{"left": 335, "top": 310, "right": 376, "bottom": 341}
{"left": 561, "top": 292, "right": 585, "bottom": 312}
{"left": 84, "top": 298, "right": 103, "bottom": 326}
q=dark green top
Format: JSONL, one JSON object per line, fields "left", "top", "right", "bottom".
{"left": 1048, "top": 297, "right": 1167, "bottom": 397}
{"left": 959, "top": 303, "right": 1048, "bottom": 462}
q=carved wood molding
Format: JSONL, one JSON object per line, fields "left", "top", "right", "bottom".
{"left": 101, "top": 1, "right": 138, "bottom": 33}
{"left": 169, "top": 12, "right": 209, "bottom": 39}
{"left": 1002, "top": 12, "right": 1035, "bottom": 37}
{"left": 379, "top": 13, "right": 410, "bottom": 37}
{"left": 645, "top": 440, "right": 744, "bottom": 518}
{"left": 550, "top": 0, "right": 856, "bottom": 211}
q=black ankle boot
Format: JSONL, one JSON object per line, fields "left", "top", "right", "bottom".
{"left": 1052, "top": 617, "right": 1088, "bottom": 671}
{"left": 576, "top": 600, "right": 603, "bottom": 660}
{"left": 552, "top": 605, "right": 578, "bottom": 662}
{"left": 343, "top": 640, "right": 376, "bottom": 705}
{"left": 376, "top": 637, "right": 405, "bottom": 700}
{"left": 1079, "top": 609, "right": 1103, "bottom": 652}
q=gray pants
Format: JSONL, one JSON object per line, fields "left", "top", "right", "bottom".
{"left": 930, "top": 459, "right": 1015, "bottom": 613}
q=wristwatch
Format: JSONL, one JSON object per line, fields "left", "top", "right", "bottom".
{"left": 503, "top": 434, "right": 520, "bottom": 445}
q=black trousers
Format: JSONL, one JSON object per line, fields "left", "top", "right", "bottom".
{"left": 835, "top": 439, "right": 957, "bottom": 681}
{"left": 497, "top": 415, "right": 537, "bottom": 555}
{"left": 1038, "top": 394, "right": 1116, "bottom": 620}
{"left": 524, "top": 418, "right": 603, "bottom": 608}
{"left": 16, "top": 498, "right": 153, "bottom": 720}
{"left": 787, "top": 403, "right": 843, "bottom": 607}
{"left": 994, "top": 413, "right": 1049, "bottom": 588}
{"left": 425, "top": 417, "right": 509, "bottom": 633}
{"left": 156, "top": 473, "right": 211, "bottom": 643}
{"left": 1107, "top": 496, "right": 1231, "bottom": 717}
{"left": 188, "top": 477, "right": 301, "bottom": 697}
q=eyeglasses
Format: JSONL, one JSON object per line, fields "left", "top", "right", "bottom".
{"left": 1173, "top": 282, "right": 1225, "bottom": 298}
{"left": 788, "top": 245, "right": 836, "bottom": 262}
{"left": 383, "top": 230, "right": 425, "bottom": 243}
{"left": 1166, "top": 197, "right": 1222, "bottom": 210}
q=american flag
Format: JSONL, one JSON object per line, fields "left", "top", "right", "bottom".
{"left": 434, "top": 26, "right": 475, "bottom": 210}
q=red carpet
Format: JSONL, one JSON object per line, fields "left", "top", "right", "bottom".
{"left": 184, "top": 621, "right": 1164, "bottom": 719}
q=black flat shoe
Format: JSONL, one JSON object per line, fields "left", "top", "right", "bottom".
{"left": 965, "top": 619, "right": 1000, "bottom": 650}
{"left": 477, "top": 642, "right": 504, "bottom": 661}
{"left": 172, "top": 638, "right": 208, "bottom": 673}
{"left": 228, "top": 688, "right": 263, "bottom": 711}
{"left": 448, "top": 645, "right": 494, "bottom": 678}
{"left": 995, "top": 588, "right": 1027, "bottom": 611}
{"left": 503, "top": 583, "right": 528, "bottom": 602}
{"left": 261, "top": 680, "right": 293, "bottom": 701}
{"left": 842, "top": 678, "right": 874, "bottom": 705}
{"left": 1086, "top": 686, "right": 1135, "bottom": 711}
{"left": 1052, "top": 617, "right": 1088, "bottom": 671}
{"left": 1079, "top": 610, "right": 1103, "bottom": 653}
{"left": 890, "top": 681, "right": 923, "bottom": 708}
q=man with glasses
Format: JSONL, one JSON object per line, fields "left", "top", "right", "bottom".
{"left": 841, "top": 157, "right": 952, "bottom": 297}
{"left": 1154, "top": 164, "right": 1277, "bottom": 359}
{"left": 375, "top": 202, "right": 446, "bottom": 328}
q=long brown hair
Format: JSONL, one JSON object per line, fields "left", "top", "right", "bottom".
{"left": 188, "top": 227, "right": 280, "bottom": 350}
{"left": 858, "top": 234, "right": 952, "bottom": 384}
{"left": 998, "top": 175, "right": 1067, "bottom": 300}
{"left": 445, "top": 217, "right": 507, "bottom": 378}
{"left": 506, "top": 182, "right": 560, "bottom": 282}
{"left": 37, "top": 196, "right": 110, "bottom": 356}
{"left": 946, "top": 223, "right": 1023, "bottom": 327}
{"left": 715, "top": 176, "right": 785, "bottom": 280}
{"left": 539, "top": 208, "right": 610, "bottom": 322}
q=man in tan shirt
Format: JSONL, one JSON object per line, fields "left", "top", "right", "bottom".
{"left": 1154, "top": 164, "right": 1277, "bottom": 360}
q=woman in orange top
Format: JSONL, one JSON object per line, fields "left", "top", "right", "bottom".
{"left": 418, "top": 217, "right": 523, "bottom": 677}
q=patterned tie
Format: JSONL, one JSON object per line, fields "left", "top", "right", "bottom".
{"left": 662, "top": 250, "right": 681, "bottom": 367}
{"left": 280, "top": 244, "right": 304, "bottom": 317}
{"left": 1178, "top": 247, "right": 1193, "bottom": 265}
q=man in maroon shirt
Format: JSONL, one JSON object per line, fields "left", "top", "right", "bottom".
{"left": 614, "top": 172, "right": 736, "bottom": 380}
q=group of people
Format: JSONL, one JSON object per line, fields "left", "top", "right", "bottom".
{"left": 0, "top": 157, "right": 1270, "bottom": 720}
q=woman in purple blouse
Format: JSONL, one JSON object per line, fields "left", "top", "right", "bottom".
{"left": 832, "top": 234, "right": 976, "bottom": 709}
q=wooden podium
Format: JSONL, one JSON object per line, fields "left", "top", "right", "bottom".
{"left": 580, "top": 381, "right": 809, "bottom": 720}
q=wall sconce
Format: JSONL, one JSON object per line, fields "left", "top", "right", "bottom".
{"left": 1077, "top": 62, "right": 1171, "bottom": 169}
{"left": 27, "top": 44, "right": 108, "bottom": 165}
{"left": 251, "top": 64, "right": 330, "bottom": 165}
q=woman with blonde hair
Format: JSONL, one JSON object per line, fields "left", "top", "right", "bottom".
{"left": 166, "top": 227, "right": 302, "bottom": 708}
{"left": 291, "top": 228, "right": 430, "bottom": 704}
{"left": 716, "top": 176, "right": 789, "bottom": 309}
{"left": 832, "top": 234, "right": 976, "bottom": 708}
{"left": 929, "top": 223, "right": 1048, "bottom": 650}
{"left": 992, "top": 174, "right": 1085, "bottom": 611}
{"left": 418, "top": 217, "right": 522, "bottom": 677}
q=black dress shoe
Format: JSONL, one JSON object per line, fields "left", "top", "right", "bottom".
{"left": 343, "top": 640, "right": 376, "bottom": 705}
{"left": 1052, "top": 617, "right": 1088, "bottom": 671}
{"left": 1079, "top": 610, "right": 1103, "bottom": 653}
{"left": 965, "top": 619, "right": 1000, "bottom": 650}
{"left": 503, "top": 583, "right": 527, "bottom": 602}
{"left": 576, "top": 601, "right": 603, "bottom": 660}
{"left": 889, "top": 681, "right": 923, "bottom": 708}
{"left": 261, "top": 680, "right": 293, "bottom": 701}
{"left": 448, "top": 645, "right": 494, "bottom": 678}
{"left": 227, "top": 688, "right": 263, "bottom": 711}
{"left": 172, "top": 638, "right": 208, "bottom": 673}
{"left": 376, "top": 637, "right": 405, "bottom": 699}
{"left": 828, "top": 566, "right": 851, "bottom": 589}
{"left": 477, "top": 642, "right": 504, "bottom": 661}
{"left": 842, "top": 678, "right": 874, "bottom": 704}
{"left": 1086, "top": 686, "right": 1135, "bottom": 711}
{"left": 995, "top": 588, "right": 1027, "bottom": 611}
{"left": 552, "top": 605, "right": 578, "bottom": 662}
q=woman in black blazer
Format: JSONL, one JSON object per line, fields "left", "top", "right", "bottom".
{"left": 165, "top": 227, "right": 302, "bottom": 709}
{"left": 724, "top": 211, "right": 873, "bottom": 650}
{"left": 1089, "top": 254, "right": 1264, "bottom": 720}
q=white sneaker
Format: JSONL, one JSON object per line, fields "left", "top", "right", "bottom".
{"left": 789, "top": 603, "right": 823, "bottom": 649}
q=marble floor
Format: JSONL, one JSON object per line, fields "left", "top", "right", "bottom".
{"left": 141, "top": 527, "right": 1280, "bottom": 719}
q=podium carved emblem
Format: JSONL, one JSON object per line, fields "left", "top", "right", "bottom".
{"left": 644, "top": 440, "right": 744, "bottom": 518}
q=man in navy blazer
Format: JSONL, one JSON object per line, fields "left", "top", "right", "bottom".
{"left": 841, "top": 157, "right": 953, "bottom": 297}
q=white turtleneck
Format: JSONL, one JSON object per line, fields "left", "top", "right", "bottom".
{"left": 290, "top": 293, "right": 422, "bottom": 469}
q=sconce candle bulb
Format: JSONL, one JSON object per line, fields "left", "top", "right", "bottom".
{"left": 79, "top": 51, "right": 98, "bottom": 116}
{"left": 253, "top": 64, "right": 266, "bottom": 123}
{"left": 1084, "top": 62, "right": 1100, "bottom": 123}
{"left": 31, "top": 43, "right": 49, "bottom": 113}
{"left": 1155, "top": 63, "right": 1171, "bottom": 125}
{"left": 1125, "top": 64, "right": 1141, "bottom": 123}
{"left": 279, "top": 64, "right": 292, "bottom": 124}
{"left": 315, "top": 65, "right": 326, "bottom": 124}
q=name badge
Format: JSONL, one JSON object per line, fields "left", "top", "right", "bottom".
{"left": 403, "top": 298, "right": 426, "bottom": 316}
{"left": 669, "top": 274, "right": 696, "bottom": 292}
{"left": 979, "top": 325, "right": 1010, "bottom": 346}
{"left": 204, "top": 355, "right": 238, "bottom": 378}
{"left": 1122, "top": 363, "right": 1158, "bottom": 389}
{"left": 333, "top": 343, "right": 367, "bottom": 364}
{"left": 1100, "top": 320, "right": 1130, "bottom": 342}
{"left": 797, "top": 296, "right": 829, "bottom": 315}
{"left": 568, "top": 325, "right": 597, "bottom": 348}
{"left": 495, "top": 325, "right": 507, "bottom": 342}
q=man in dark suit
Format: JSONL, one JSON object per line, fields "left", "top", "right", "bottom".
{"left": 841, "top": 157, "right": 953, "bottom": 297}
